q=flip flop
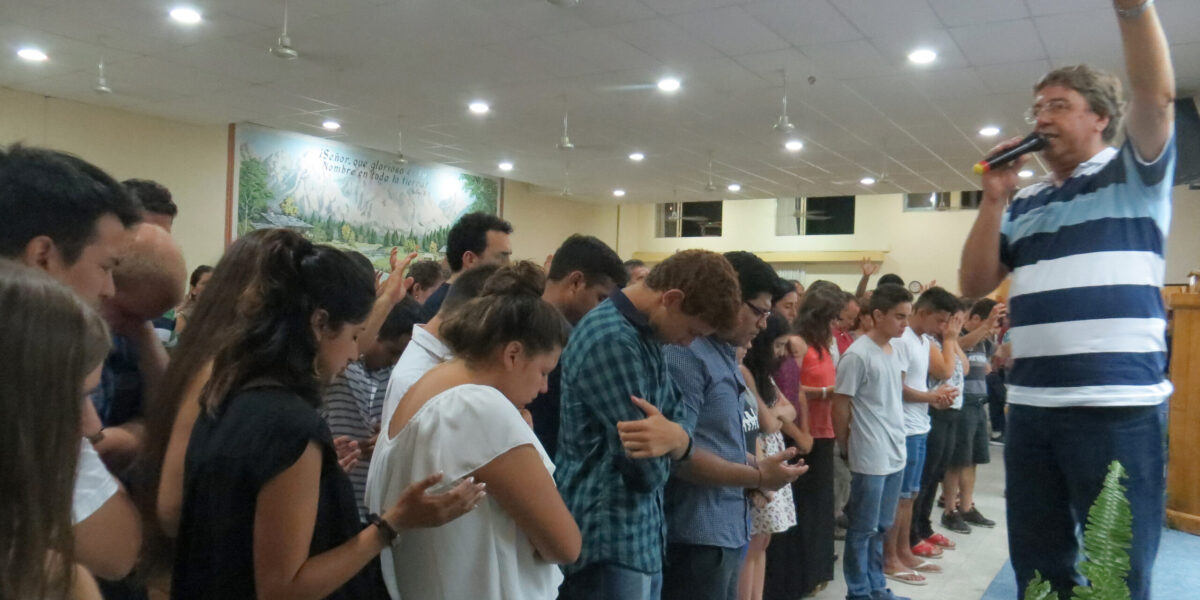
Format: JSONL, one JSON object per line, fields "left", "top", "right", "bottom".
{"left": 884, "top": 570, "right": 927, "bottom": 586}
{"left": 912, "top": 560, "right": 943, "bottom": 574}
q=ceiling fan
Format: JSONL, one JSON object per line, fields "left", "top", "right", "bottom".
{"left": 554, "top": 96, "right": 612, "bottom": 153}
{"left": 558, "top": 158, "right": 573, "bottom": 197}
{"left": 393, "top": 128, "right": 408, "bottom": 165}
{"left": 557, "top": 97, "right": 575, "bottom": 151}
{"left": 773, "top": 68, "right": 795, "bottom": 133}
{"left": 93, "top": 59, "right": 112, "bottom": 95}
{"left": 270, "top": 0, "right": 299, "bottom": 59}
{"left": 792, "top": 208, "right": 833, "bottom": 221}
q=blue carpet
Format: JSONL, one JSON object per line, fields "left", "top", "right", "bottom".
{"left": 981, "top": 528, "right": 1200, "bottom": 599}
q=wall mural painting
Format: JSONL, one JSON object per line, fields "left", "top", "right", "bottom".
{"left": 231, "top": 123, "right": 500, "bottom": 270}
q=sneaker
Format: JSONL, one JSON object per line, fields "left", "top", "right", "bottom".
{"left": 941, "top": 510, "right": 971, "bottom": 534}
{"left": 961, "top": 505, "right": 996, "bottom": 528}
{"left": 989, "top": 433, "right": 1005, "bottom": 446}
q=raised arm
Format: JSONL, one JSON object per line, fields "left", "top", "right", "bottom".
{"left": 1115, "top": 0, "right": 1175, "bottom": 161}
{"left": 358, "top": 249, "right": 416, "bottom": 356}
{"left": 856, "top": 257, "right": 878, "bottom": 299}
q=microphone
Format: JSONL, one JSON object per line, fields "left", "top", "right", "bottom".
{"left": 973, "top": 132, "right": 1047, "bottom": 175}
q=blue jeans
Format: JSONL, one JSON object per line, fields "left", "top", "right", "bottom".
{"left": 900, "top": 434, "right": 927, "bottom": 499}
{"left": 1006, "top": 404, "right": 1164, "bottom": 600}
{"left": 559, "top": 563, "right": 663, "bottom": 600}
{"left": 845, "top": 470, "right": 905, "bottom": 600}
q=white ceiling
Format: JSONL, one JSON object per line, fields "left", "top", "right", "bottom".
{"left": 2, "top": 0, "right": 1199, "bottom": 202}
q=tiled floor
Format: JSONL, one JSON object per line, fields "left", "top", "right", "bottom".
{"left": 813, "top": 445, "right": 1010, "bottom": 600}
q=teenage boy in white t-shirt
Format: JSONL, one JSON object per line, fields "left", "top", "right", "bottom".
{"left": 832, "top": 283, "right": 914, "bottom": 600}
{"left": 882, "top": 288, "right": 958, "bottom": 583}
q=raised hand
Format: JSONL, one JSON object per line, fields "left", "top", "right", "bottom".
{"left": 945, "top": 312, "right": 966, "bottom": 340}
{"left": 617, "top": 396, "right": 689, "bottom": 459}
{"left": 860, "top": 257, "right": 879, "bottom": 277}
{"left": 379, "top": 248, "right": 418, "bottom": 305}
{"left": 980, "top": 137, "right": 1030, "bottom": 203}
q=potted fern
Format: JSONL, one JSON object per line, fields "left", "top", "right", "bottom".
{"left": 1024, "top": 460, "right": 1135, "bottom": 600}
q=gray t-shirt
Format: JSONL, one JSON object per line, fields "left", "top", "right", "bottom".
{"left": 835, "top": 335, "right": 907, "bottom": 476}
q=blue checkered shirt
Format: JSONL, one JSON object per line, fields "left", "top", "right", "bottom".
{"left": 555, "top": 290, "right": 685, "bottom": 575}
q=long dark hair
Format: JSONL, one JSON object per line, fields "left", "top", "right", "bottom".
{"left": 795, "top": 287, "right": 845, "bottom": 359}
{"left": 440, "top": 261, "right": 569, "bottom": 364}
{"left": 138, "top": 229, "right": 278, "bottom": 577}
{"left": 201, "top": 232, "right": 375, "bottom": 411}
{"left": 744, "top": 314, "right": 791, "bottom": 407}
{"left": 0, "top": 260, "right": 111, "bottom": 600}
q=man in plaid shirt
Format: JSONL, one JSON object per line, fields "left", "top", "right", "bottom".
{"left": 556, "top": 250, "right": 742, "bottom": 600}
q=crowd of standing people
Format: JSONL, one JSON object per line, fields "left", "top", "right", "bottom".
{"left": 0, "top": 4, "right": 1179, "bottom": 599}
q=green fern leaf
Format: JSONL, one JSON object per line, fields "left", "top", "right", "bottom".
{"left": 1072, "top": 461, "right": 1133, "bottom": 600}
{"left": 1024, "top": 572, "right": 1060, "bottom": 600}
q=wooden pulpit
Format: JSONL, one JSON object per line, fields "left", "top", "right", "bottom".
{"left": 1167, "top": 292, "right": 1200, "bottom": 535}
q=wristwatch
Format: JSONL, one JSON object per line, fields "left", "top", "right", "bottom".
{"left": 1116, "top": 0, "right": 1153, "bottom": 19}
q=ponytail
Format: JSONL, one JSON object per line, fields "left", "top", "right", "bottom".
{"left": 202, "top": 230, "right": 374, "bottom": 411}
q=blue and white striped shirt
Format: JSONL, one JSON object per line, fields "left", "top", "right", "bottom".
{"left": 999, "top": 133, "right": 1175, "bottom": 408}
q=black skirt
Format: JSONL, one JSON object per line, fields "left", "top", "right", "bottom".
{"left": 763, "top": 437, "right": 836, "bottom": 600}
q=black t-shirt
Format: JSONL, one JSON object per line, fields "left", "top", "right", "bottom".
{"left": 172, "top": 385, "right": 382, "bottom": 600}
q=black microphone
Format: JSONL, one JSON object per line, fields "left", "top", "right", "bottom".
{"left": 973, "top": 132, "right": 1047, "bottom": 175}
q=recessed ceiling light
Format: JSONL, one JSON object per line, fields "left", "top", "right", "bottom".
{"left": 468, "top": 101, "right": 490, "bottom": 114}
{"left": 17, "top": 48, "right": 48, "bottom": 62}
{"left": 628, "top": 152, "right": 645, "bottom": 162}
{"left": 657, "top": 78, "right": 681, "bottom": 93}
{"left": 498, "top": 161, "right": 513, "bottom": 172}
{"left": 613, "top": 189, "right": 626, "bottom": 197}
{"left": 169, "top": 7, "right": 202, "bottom": 24}
{"left": 907, "top": 49, "right": 937, "bottom": 64}
{"left": 979, "top": 126, "right": 1001, "bottom": 137}
{"left": 785, "top": 139, "right": 804, "bottom": 152}
{"left": 1018, "top": 169, "right": 1034, "bottom": 179}
{"left": 727, "top": 183, "right": 741, "bottom": 192}
{"left": 322, "top": 120, "right": 341, "bottom": 131}
{"left": 860, "top": 176, "right": 877, "bottom": 185}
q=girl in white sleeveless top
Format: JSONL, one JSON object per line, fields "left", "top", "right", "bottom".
{"left": 365, "top": 262, "right": 580, "bottom": 600}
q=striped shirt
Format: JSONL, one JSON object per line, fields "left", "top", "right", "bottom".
{"left": 998, "top": 135, "right": 1175, "bottom": 408}
{"left": 320, "top": 361, "right": 391, "bottom": 521}
{"left": 555, "top": 290, "right": 685, "bottom": 575}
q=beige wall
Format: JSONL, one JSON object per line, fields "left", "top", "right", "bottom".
{"left": 1167, "top": 185, "right": 1200, "bottom": 284}
{"left": 3, "top": 84, "right": 1193, "bottom": 286}
{"left": 618, "top": 188, "right": 1200, "bottom": 294}
{"left": 0, "top": 87, "right": 229, "bottom": 268}
{"left": 0, "top": 86, "right": 625, "bottom": 272}
{"left": 501, "top": 181, "right": 620, "bottom": 264}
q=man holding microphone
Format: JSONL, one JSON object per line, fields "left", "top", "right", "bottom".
{"left": 960, "top": 1, "right": 1175, "bottom": 598}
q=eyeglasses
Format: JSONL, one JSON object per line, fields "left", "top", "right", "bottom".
{"left": 745, "top": 301, "right": 771, "bottom": 320}
{"left": 1024, "top": 98, "right": 1073, "bottom": 124}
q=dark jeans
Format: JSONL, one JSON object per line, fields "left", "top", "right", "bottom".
{"left": 1006, "top": 404, "right": 1164, "bottom": 600}
{"left": 559, "top": 563, "right": 662, "bottom": 600}
{"left": 662, "top": 543, "right": 743, "bottom": 600}
{"left": 845, "top": 470, "right": 904, "bottom": 600}
{"left": 912, "top": 408, "right": 959, "bottom": 544}
{"left": 986, "top": 370, "right": 1007, "bottom": 435}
